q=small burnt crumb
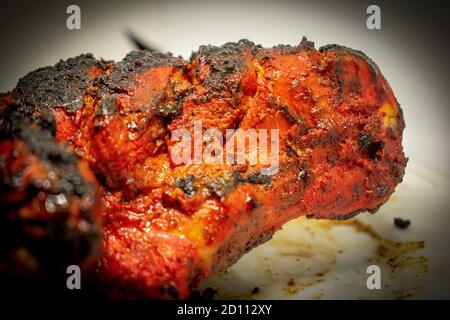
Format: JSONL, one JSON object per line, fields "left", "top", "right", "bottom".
{"left": 268, "top": 97, "right": 309, "bottom": 133}
{"left": 247, "top": 172, "right": 271, "bottom": 185}
{"left": 394, "top": 217, "right": 411, "bottom": 229}
{"left": 175, "top": 175, "right": 196, "bottom": 196}
{"left": 329, "top": 60, "right": 345, "bottom": 101}
{"left": 152, "top": 81, "right": 188, "bottom": 119}
{"left": 299, "top": 36, "right": 315, "bottom": 49}
{"left": 251, "top": 286, "right": 260, "bottom": 295}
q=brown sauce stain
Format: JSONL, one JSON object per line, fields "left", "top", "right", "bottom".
{"left": 328, "top": 219, "right": 427, "bottom": 278}
{"left": 202, "top": 217, "right": 427, "bottom": 299}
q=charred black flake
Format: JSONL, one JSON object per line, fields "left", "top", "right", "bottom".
{"left": 151, "top": 80, "right": 191, "bottom": 119}
{"left": 13, "top": 54, "right": 108, "bottom": 112}
{"left": 100, "top": 50, "right": 184, "bottom": 94}
{"left": 209, "top": 171, "right": 244, "bottom": 197}
{"left": 193, "top": 40, "right": 259, "bottom": 94}
{"left": 176, "top": 175, "right": 197, "bottom": 196}
{"left": 247, "top": 171, "right": 271, "bottom": 185}
{"left": 330, "top": 60, "right": 345, "bottom": 101}
{"left": 251, "top": 287, "right": 261, "bottom": 295}
{"left": 0, "top": 112, "right": 89, "bottom": 197}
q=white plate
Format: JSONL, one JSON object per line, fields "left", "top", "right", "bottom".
{"left": 201, "top": 161, "right": 450, "bottom": 299}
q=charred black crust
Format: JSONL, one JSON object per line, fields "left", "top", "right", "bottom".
{"left": 0, "top": 113, "right": 102, "bottom": 283}
{"left": 99, "top": 50, "right": 185, "bottom": 94}
{"left": 194, "top": 39, "right": 260, "bottom": 61}
{"left": 272, "top": 36, "right": 315, "bottom": 55}
{"left": 278, "top": 103, "right": 309, "bottom": 132}
{"left": 193, "top": 40, "right": 260, "bottom": 93}
{"left": 12, "top": 54, "right": 108, "bottom": 112}
{"left": 0, "top": 112, "right": 92, "bottom": 198}
{"left": 246, "top": 171, "right": 272, "bottom": 185}
{"left": 209, "top": 171, "right": 244, "bottom": 197}
{"left": 150, "top": 79, "right": 191, "bottom": 119}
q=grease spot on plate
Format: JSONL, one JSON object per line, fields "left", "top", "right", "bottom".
{"left": 201, "top": 216, "right": 427, "bottom": 299}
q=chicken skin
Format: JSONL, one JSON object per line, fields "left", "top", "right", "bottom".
{"left": 0, "top": 38, "right": 407, "bottom": 298}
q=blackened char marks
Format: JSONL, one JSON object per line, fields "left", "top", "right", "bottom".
{"left": 12, "top": 54, "right": 108, "bottom": 112}
{"left": 271, "top": 36, "right": 315, "bottom": 55}
{"left": 359, "top": 133, "right": 384, "bottom": 161}
{"left": 1, "top": 113, "right": 87, "bottom": 196}
{"left": 192, "top": 40, "right": 260, "bottom": 94}
{"left": 176, "top": 175, "right": 197, "bottom": 196}
{"left": 0, "top": 114, "right": 102, "bottom": 284}
{"left": 319, "top": 44, "right": 380, "bottom": 79}
{"left": 208, "top": 171, "right": 244, "bottom": 198}
{"left": 319, "top": 44, "right": 385, "bottom": 105}
{"left": 99, "top": 50, "right": 185, "bottom": 94}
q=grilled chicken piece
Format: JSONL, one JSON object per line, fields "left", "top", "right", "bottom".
{"left": 0, "top": 38, "right": 407, "bottom": 298}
